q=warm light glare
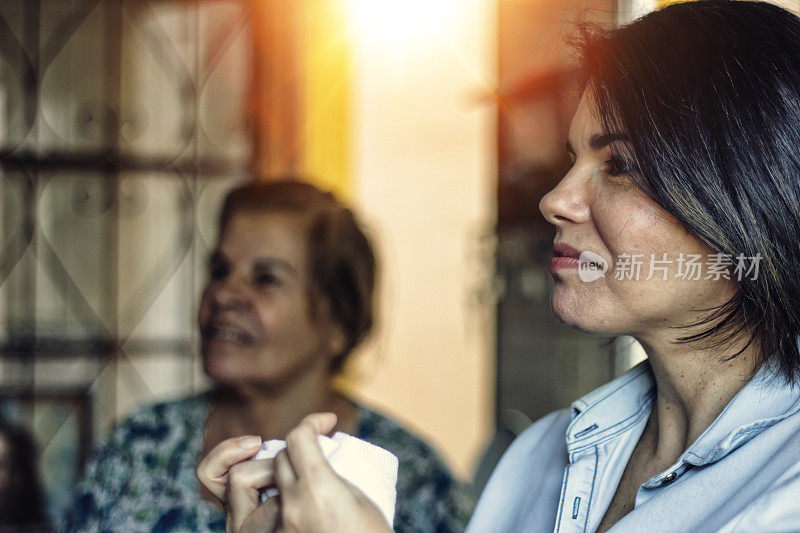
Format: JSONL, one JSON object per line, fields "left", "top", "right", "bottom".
{"left": 345, "top": 0, "right": 449, "bottom": 48}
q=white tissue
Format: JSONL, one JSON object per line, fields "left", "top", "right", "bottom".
{"left": 252, "top": 432, "right": 399, "bottom": 527}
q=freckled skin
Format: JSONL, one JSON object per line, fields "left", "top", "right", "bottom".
{"left": 540, "top": 92, "right": 738, "bottom": 340}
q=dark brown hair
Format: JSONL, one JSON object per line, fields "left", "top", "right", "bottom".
{"left": 220, "top": 179, "right": 376, "bottom": 373}
{"left": 580, "top": 1, "right": 800, "bottom": 382}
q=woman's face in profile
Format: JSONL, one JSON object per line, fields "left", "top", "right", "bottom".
{"left": 198, "top": 210, "right": 344, "bottom": 389}
{"left": 540, "top": 91, "right": 737, "bottom": 339}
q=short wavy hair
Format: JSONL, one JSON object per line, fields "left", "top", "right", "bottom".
{"left": 220, "top": 179, "right": 375, "bottom": 373}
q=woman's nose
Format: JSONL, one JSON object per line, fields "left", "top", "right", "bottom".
{"left": 539, "top": 171, "right": 590, "bottom": 226}
{"left": 209, "top": 276, "right": 249, "bottom": 311}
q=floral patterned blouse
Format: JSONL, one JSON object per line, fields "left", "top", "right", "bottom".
{"left": 61, "top": 392, "right": 473, "bottom": 532}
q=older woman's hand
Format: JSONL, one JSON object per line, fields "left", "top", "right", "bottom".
{"left": 196, "top": 433, "right": 279, "bottom": 532}
{"left": 197, "top": 413, "right": 394, "bottom": 533}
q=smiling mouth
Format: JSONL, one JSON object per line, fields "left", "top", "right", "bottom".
{"left": 203, "top": 325, "right": 255, "bottom": 345}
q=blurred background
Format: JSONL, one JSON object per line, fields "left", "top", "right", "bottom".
{"left": 0, "top": 0, "right": 798, "bottom": 523}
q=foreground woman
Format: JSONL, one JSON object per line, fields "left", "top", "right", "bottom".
{"left": 63, "top": 181, "right": 470, "bottom": 532}
{"left": 198, "top": 1, "right": 800, "bottom": 531}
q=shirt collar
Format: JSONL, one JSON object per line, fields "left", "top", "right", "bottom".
{"left": 565, "top": 361, "right": 655, "bottom": 454}
{"left": 680, "top": 362, "right": 800, "bottom": 466}
{"left": 564, "top": 359, "right": 800, "bottom": 465}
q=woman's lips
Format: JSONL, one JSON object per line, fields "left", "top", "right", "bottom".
{"left": 550, "top": 243, "right": 582, "bottom": 273}
{"left": 550, "top": 256, "right": 580, "bottom": 273}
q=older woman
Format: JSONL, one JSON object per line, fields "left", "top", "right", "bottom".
{"left": 198, "top": 1, "right": 800, "bottom": 532}
{"left": 63, "top": 181, "right": 471, "bottom": 532}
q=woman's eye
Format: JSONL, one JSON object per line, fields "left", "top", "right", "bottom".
{"left": 210, "top": 261, "right": 230, "bottom": 281}
{"left": 605, "top": 156, "right": 630, "bottom": 177}
{"left": 254, "top": 272, "right": 278, "bottom": 287}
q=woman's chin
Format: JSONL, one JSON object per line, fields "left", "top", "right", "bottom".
{"left": 550, "top": 290, "right": 610, "bottom": 336}
{"left": 203, "top": 354, "right": 244, "bottom": 385}
{"left": 550, "top": 286, "right": 581, "bottom": 323}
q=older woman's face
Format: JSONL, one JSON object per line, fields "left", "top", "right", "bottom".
{"left": 539, "top": 92, "right": 736, "bottom": 339}
{"left": 198, "top": 211, "right": 343, "bottom": 388}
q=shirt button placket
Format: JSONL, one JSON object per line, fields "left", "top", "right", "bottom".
{"left": 557, "top": 448, "right": 598, "bottom": 533}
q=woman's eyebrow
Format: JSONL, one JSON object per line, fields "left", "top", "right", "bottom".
{"left": 253, "top": 257, "right": 297, "bottom": 276}
{"left": 589, "top": 132, "right": 629, "bottom": 150}
{"left": 209, "top": 250, "right": 226, "bottom": 264}
{"left": 565, "top": 132, "right": 628, "bottom": 156}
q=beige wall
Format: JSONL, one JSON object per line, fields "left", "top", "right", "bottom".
{"left": 767, "top": 0, "right": 800, "bottom": 14}
{"left": 341, "top": 0, "right": 497, "bottom": 478}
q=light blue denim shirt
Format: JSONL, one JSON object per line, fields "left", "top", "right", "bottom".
{"left": 468, "top": 360, "right": 800, "bottom": 532}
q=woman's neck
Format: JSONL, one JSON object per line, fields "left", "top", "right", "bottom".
{"left": 199, "top": 374, "right": 358, "bottom": 508}
{"left": 207, "top": 374, "right": 357, "bottom": 443}
{"left": 635, "top": 330, "right": 759, "bottom": 461}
